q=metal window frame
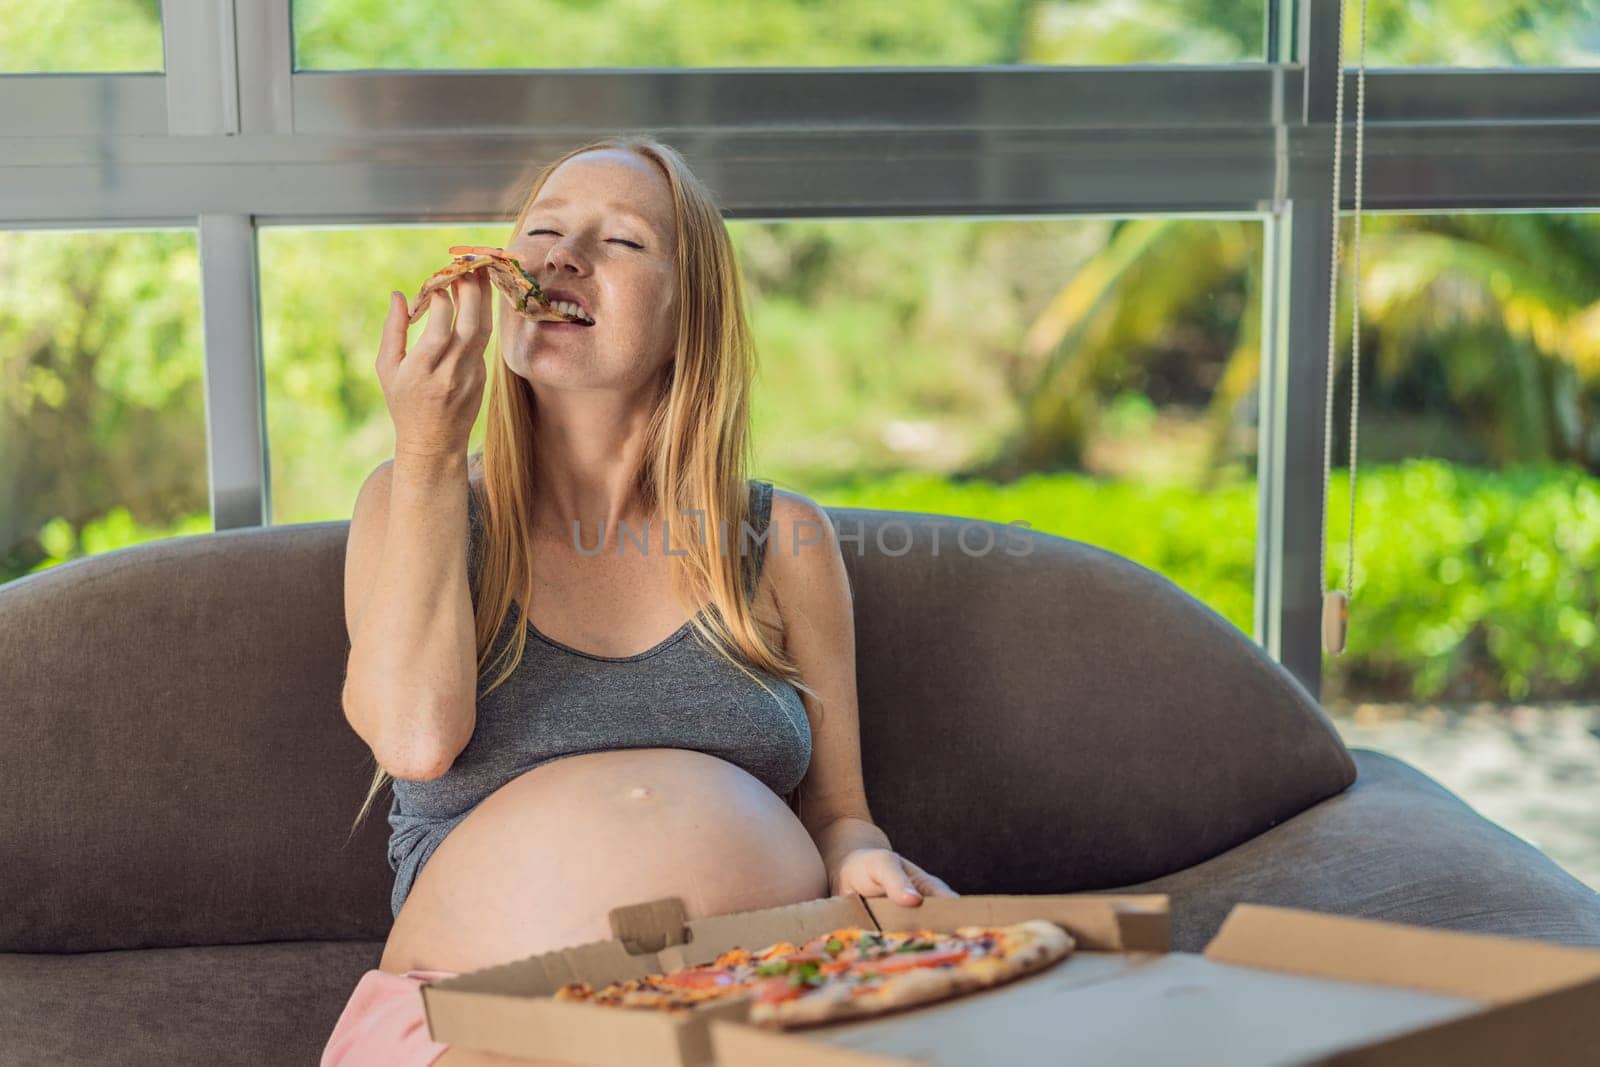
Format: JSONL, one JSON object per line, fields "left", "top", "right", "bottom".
{"left": 3, "top": 0, "right": 1599, "bottom": 698}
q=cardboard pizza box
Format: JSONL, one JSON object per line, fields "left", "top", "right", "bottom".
{"left": 417, "top": 891, "right": 1170, "bottom": 1066}
{"left": 709, "top": 902, "right": 1600, "bottom": 1067}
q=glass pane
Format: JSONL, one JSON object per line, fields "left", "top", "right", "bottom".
{"left": 260, "top": 216, "right": 1259, "bottom": 642}
{"left": 1322, "top": 210, "right": 1600, "bottom": 889}
{"left": 1342, "top": 0, "right": 1600, "bottom": 68}
{"left": 1, "top": 229, "right": 207, "bottom": 587}
{"left": 291, "top": 0, "right": 1265, "bottom": 71}
{"left": 1, "top": 1, "right": 164, "bottom": 74}
{"left": 742, "top": 216, "right": 1261, "bottom": 637}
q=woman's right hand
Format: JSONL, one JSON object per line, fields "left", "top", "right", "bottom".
{"left": 376, "top": 269, "right": 492, "bottom": 461}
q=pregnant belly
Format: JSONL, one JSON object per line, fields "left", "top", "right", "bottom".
{"left": 379, "top": 748, "right": 830, "bottom": 975}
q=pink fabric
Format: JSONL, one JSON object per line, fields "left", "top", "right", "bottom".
{"left": 321, "top": 967, "right": 462, "bottom": 1067}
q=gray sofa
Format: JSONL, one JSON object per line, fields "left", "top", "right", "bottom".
{"left": 3, "top": 503, "right": 1597, "bottom": 1065}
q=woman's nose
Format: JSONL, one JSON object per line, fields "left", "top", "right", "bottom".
{"left": 545, "top": 239, "right": 588, "bottom": 272}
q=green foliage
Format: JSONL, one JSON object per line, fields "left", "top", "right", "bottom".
{"left": 292, "top": 0, "right": 1037, "bottom": 70}
{"left": 0, "top": 230, "right": 207, "bottom": 580}
{"left": 1331, "top": 460, "right": 1600, "bottom": 703}
{"left": 813, "top": 459, "right": 1600, "bottom": 704}
{"left": 0, "top": 0, "right": 163, "bottom": 73}
{"left": 5, "top": 0, "right": 1597, "bottom": 77}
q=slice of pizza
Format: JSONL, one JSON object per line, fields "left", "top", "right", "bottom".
{"left": 552, "top": 941, "right": 799, "bottom": 1013}
{"left": 406, "top": 246, "right": 594, "bottom": 328}
{"left": 746, "top": 919, "right": 1075, "bottom": 1029}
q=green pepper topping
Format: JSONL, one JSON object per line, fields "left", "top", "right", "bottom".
{"left": 894, "top": 938, "right": 937, "bottom": 953}
{"left": 509, "top": 260, "right": 545, "bottom": 312}
{"left": 824, "top": 938, "right": 845, "bottom": 956}
{"left": 786, "top": 961, "right": 822, "bottom": 988}
{"left": 755, "top": 960, "right": 790, "bottom": 976}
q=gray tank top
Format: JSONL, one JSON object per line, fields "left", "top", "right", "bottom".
{"left": 384, "top": 478, "right": 812, "bottom": 918}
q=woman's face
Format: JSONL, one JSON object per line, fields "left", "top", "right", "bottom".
{"left": 499, "top": 150, "right": 680, "bottom": 392}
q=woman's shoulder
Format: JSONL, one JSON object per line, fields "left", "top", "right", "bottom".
{"left": 765, "top": 484, "right": 829, "bottom": 534}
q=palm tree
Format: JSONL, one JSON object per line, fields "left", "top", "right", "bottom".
{"left": 966, "top": 211, "right": 1600, "bottom": 484}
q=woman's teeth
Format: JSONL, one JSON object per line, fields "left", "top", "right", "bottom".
{"left": 550, "top": 300, "right": 593, "bottom": 324}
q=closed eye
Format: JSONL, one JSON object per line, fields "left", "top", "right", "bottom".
{"left": 527, "top": 229, "right": 643, "bottom": 250}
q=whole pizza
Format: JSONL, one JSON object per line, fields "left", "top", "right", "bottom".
{"left": 553, "top": 919, "right": 1074, "bottom": 1029}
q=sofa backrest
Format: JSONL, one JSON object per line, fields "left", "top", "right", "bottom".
{"left": 826, "top": 504, "right": 1356, "bottom": 899}
{"left": 0, "top": 506, "right": 1354, "bottom": 951}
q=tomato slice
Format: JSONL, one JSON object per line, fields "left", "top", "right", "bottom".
{"left": 659, "top": 968, "right": 737, "bottom": 990}
{"left": 853, "top": 947, "right": 970, "bottom": 976}
{"left": 752, "top": 975, "right": 806, "bottom": 1003}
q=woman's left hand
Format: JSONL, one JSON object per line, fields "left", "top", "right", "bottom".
{"left": 829, "top": 847, "right": 959, "bottom": 906}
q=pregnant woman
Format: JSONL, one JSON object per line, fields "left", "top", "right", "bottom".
{"left": 322, "top": 138, "right": 957, "bottom": 1067}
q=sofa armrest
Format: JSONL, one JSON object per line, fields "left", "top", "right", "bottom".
{"left": 1111, "top": 748, "right": 1600, "bottom": 952}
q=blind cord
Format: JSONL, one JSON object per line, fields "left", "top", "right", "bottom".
{"left": 1320, "top": 0, "right": 1367, "bottom": 656}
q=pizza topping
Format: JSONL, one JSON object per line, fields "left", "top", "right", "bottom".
{"left": 659, "top": 968, "right": 739, "bottom": 990}
{"left": 714, "top": 947, "right": 753, "bottom": 968}
{"left": 755, "top": 941, "right": 800, "bottom": 961}
{"left": 752, "top": 975, "right": 807, "bottom": 1003}
{"left": 786, "top": 961, "right": 825, "bottom": 987}
{"left": 855, "top": 947, "right": 971, "bottom": 976}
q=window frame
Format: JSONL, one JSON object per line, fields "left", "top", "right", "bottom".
{"left": 3, "top": 0, "right": 1598, "bottom": 698}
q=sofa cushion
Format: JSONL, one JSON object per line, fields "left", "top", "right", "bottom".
{"left": 826, "top": 503, "right": 1358, "bottom": 895}
{"left": 1113, "top": 748, "right": 1600, "bottom": 951}
{"left": 0, "top": 939, "right": 381, "bottom": 1066}
{"left": 0, "top": 524, "right": 395, "bottom": 951}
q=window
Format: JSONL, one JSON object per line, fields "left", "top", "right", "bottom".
{"left": 741, "top": 215, "right": 1261, "bottom": 635}
{"left": 1, "top": 229, "right": 206, "bottom": 584}
{"left": 291, "top": 0, "right": 1268, "bottom": 71}
{"left": 1342, "top": 1, "right": 1600, "bottom": 68}
{"left": 1321, "top": 208, "right": 1600, "bottom": 889}
{"left": 1, "top": 0, "right": 164, "bottom": 74}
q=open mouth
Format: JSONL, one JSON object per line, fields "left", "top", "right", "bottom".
{"left": 546, "top": 300, "right": 595, "bottom": 326}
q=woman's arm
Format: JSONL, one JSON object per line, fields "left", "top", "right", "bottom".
{"left": 765, "top": 490, "right": 956, "bottom": 903}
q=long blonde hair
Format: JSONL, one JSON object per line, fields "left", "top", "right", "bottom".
{"left": 348, "top": 136, "right": 819, "bottom": 838}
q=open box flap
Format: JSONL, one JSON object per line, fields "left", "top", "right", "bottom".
{"left": 1205, "top": 904, "right": 1600, "bottom": 1004}
{"left": 663, "top": 895, "right": 877, "bottom": 970}
{"left": 864, "top": 893, "right": 1170, "bottom": 953}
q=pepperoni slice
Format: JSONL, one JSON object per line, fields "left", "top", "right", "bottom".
{"left": 751, "top": 975, "right": 808, "bottom": 1004}
{"left": 852, "top": 946, "right": 970, "bottom": 976}
{"left": 659, "top": 968, "right": 738, "bottom": 991}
